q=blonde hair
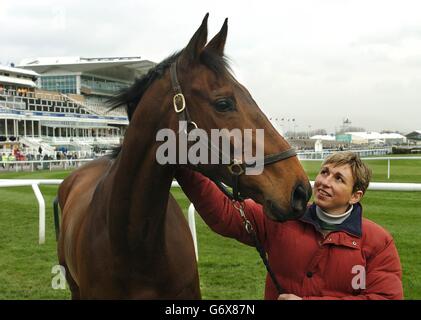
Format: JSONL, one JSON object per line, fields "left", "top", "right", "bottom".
{"left": 322, "top": 151, "right": 372, "bottom": 194}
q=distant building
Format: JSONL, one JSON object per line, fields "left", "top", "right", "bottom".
{"left": 18, "top": 56, "right": 155, "bottom": 106}
{"left": 406, "top": 130, "right": 421, "bottom": 145}
{"left": 380, "top": 133, "right": 407, "bottom": 145}
{"left": 314, "top": 139, "right": 323, "bottom": 152}
{"left": 335, "top": 133, "right": 352, "bottom": 144}
{"left": 342, "top": 132, "right": 406, "bottom": 145}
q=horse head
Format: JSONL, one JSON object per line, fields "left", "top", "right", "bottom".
{"left": 121, "top": 14, "right": 311, "bottom": 222}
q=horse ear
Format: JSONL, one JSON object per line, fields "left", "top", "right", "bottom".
{"left": 205, "top": 18, "right": 228, "bottom": 56}
{"left": 181, "top": 13, "right": 209, "bottom": 63}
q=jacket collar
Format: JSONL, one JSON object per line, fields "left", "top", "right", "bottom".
{"left": 300, "top": 203, "right": 363, "bottom": 238}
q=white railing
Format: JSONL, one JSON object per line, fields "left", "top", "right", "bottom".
{"left": 19, "top": 137, "right": 56, "bottom": 155}
{"left": 302, "top": 156, "right": 421, "bottom": 179}
{"left": 297, "top": 148, "right": 392, "bottom": 159}
{"left": 62, "top": 93, "right": 126, "bottom": 117}
{"left": 1, "top": 179, "right": 421, "bottom": 262}
{"left": 0, "top": 159, "right": 94, "bottom": 172}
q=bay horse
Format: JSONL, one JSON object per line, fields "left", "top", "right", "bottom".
{"left": 55, "top": 14, "right": 311, "bottom": 299}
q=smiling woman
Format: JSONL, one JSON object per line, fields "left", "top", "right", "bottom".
{"left": 314, "top": 152, "right": 372, "bottom": 214}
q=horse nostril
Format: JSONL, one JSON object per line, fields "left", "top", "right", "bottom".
{"left": 292, "top": 184, "right": 309, "bottom": 213}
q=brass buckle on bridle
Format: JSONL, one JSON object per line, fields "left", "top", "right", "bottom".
{"left": 173, "top": 93, "right": 186, "bottom": 113}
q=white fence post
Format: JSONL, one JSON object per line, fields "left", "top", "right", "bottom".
{"left": 31, "top": 183, "right": 45, "bottom": 245}
{"left": 188, "top": 203, "right": 198, "bottom": 261}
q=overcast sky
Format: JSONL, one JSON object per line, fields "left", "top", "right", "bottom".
{"left": 1, "top": 0, "right": 420, "bottom": 134}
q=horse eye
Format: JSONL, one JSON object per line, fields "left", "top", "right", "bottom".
{"left": 214, "top": 98, "right": 235, "bottom": 112}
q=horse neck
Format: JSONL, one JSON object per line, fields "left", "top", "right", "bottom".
{"left": 106, "top": 94, "right": 176, "bottom": 252}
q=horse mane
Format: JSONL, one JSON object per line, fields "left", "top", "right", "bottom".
{"left": 107, "top": 50, "right": 231, "bottom": 158}
{"left": 107, "top": 52, "right": 180, "bottom": 121}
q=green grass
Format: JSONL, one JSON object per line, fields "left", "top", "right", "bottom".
{"left": 362, "top": 191, "right": 421, "bottom": 299}
{"left": 0, "top": 159, "right": 421, "bottom": 299}
{"left": 0, "top": 184, "right": 69, "bottom": 299}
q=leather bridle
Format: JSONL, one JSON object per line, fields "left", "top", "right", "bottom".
{"left": 170, "top": 62, "right": 297, "bottom": 202}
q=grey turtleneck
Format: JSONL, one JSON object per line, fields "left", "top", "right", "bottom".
{"left": 315, "top": 205, "right": 353, "bottom": 225}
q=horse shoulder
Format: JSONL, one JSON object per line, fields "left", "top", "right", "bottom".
{"left": 58, "top": 157, "right": 112, "bottom": 207}
{"left": 58, "top": 157, "right": 114, "bottom": 285}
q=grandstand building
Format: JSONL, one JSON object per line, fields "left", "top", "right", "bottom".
{"left": 0, "top": 57, "right": 155, "bottom": 157}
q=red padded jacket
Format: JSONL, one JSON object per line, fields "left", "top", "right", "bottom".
{"left": 175, "top": 168, "right": 404, "bottom": 300}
